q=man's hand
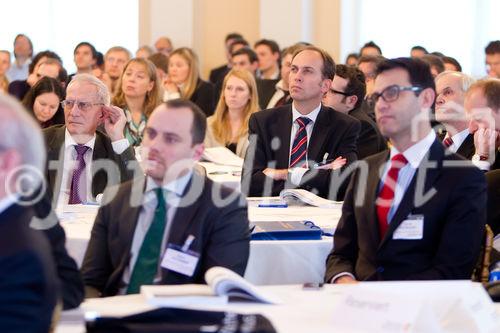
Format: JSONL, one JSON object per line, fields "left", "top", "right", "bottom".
{"left": 102, "top": 105, "right": 126, "bottom": 142}
{"left": 263, "top": 168, "right": 289, "bottom": 181}
{"left": 335, "top": 276, "right": 358, "bottom": 284}
{"left": 473, "top": 127, "right": 499, "bottom": 158}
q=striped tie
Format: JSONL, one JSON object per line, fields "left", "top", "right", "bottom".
{"left": 443, "top": 137, "right": 453, "bottom": 148}
{"left": 289, "top": 117, "right": 311, "bottom": 168}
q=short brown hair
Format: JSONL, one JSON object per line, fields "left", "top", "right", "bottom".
{"left": 165, "top": 99, "right": 206, "bottom": 144}
{"left": 292, "top": 46, "right": 335, "bottom": 80}
{"left": 467, "top": 79, "right": 500, "bottom": 112}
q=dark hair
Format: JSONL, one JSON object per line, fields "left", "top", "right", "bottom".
{"left": 430, "top": 51, "right": 445, "bottom": 58}
{"left": 228, "top": 38, "right": 249, "bottom": 55}
{"left": 345, "top": 53, "right": 359, "bottom": 64}
{"left": 14, "top": 34, "right": 33, "bottom": 58}
{"left": 281, "top": 44, "right": 307, "bottom": 58}
{"left": 358, "top": 55, "right": 385, "bottom": 67}
{"left": 377, "top": 57, "right": 435, "bottom": 92}
{"left": 29, "top": 50, "right": 63, "bottom": 74}
{"left": 360, "top": 41, "right": 382, "bottom": 56}
{"left": 335, "top": 64, "right": 366, "bottom": 109}
{"left": 94, "top": 51, "right": 104, "bottom": 68}
{"left": 411, "top": 45, "right": 428, "bottom": 54}
{"left": 421, "top": 54, "right": 445, "bottom": 74}
{"left": 485, "top": 40, "right": 500, "bottom": 55}
{"left": 232, "top": 47, "right": 258, "bottom": 64}
{"left": 254, "top": 39, "right": 280, "bottom": 54}
{"left": 225, "top": 33, "right": 243, "bottom": 43}
{"left": 442, "top": 56, "right": 462, "bottom": 72}
{"left": 164, "top": 99, "right": 206, "bottom": 144}
{"left": 292, "top": 46, "right": 335, "bottom": 80}
{"left": 22, "top": 76, "right": 65, "bottom": 126}
{"left": 148, "top": 52, "right": 169, "bottom": 73}
{"left": 73, "top": 42, "right": 97, "bottom": 59}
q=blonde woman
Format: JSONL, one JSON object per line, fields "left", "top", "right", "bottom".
{"left": 205, "top": 69, "right": 259, "bottom": 158}
{"left": 112, "top": 58, "right": 162, "bottom": 146}
{"left": 164, "top": 47, "right": 215, "bottom": 116}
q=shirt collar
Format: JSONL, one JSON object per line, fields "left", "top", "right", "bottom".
{"left": 446, "top": 128, "right": 470, "bottom": 147}
{"left": 275, "top": 79, "right": 286, "bottom": 92}
{"left": 389, "top": 130, "right": 436, "bottom": 168}
{"left": 64, "top": 128, "right": 96, "bottom": 150}
{"left": 145, "top": 170, "right": 193, "bottom": 198}
{"left": 291, "top": 103, "right": 322, "bottom": 124}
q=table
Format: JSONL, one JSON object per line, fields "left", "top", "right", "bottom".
{"left": 56, "top": 283, "right": 500, "bottom": 333}
{"left": 198, "top": 161, "right": 241, "bottom": 190}
{"left": 60, "top": 202, "right": 341, "bottom": 285}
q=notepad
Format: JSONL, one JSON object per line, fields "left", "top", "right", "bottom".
{"left": 250, "top": 221, "right": 323, "bottom": 240}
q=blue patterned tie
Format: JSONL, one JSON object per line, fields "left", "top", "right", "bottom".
{"left": 289, "top": 117, "right": 311, "bottom": 168}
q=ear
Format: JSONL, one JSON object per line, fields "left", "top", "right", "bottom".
{"left": 420, "top": 88, "right": 436, "bottom": 109}
{"left": 251, "top": 62, "right": 259, "bottom": 73}
{"left": 147, "top": 80, "right": 155, "bottom": 92}
{"left": 192, "top": 143, "right": 205, "bottom": 161}
{"left": 320, "top": 79, "right": 332, "bottom": 94}
{"left": 346, "top": 95, "right": 358, "bottom": 109}
{"left": 272, "top": 52, "right": 280, "bottom": 61}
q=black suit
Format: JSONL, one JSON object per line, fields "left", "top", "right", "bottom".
{"left": 325, "top": 139, "right": 486, "bottom": 281}
{"left": 0, "top": 203, "right": 58, "bottom": 332}
{"left": 81, "top": 170, "right": 250, "bottom": 297}
{"left": 486, "top": 170, "right": 500, "bottom": 235}
{"left": 8, "top": 79, "right": 30, "bottom": 100}
{"left": 209, "top": 64, "right": 230, "bottom": 84}
{"left": 256, "top": 79, "right": 280, "bottom": 110}
{"left": 190, "top": 79, "right": 216, "bottom": 117}
{"left": 437, "top": 132, "right": 475, "bottom": 160}
{"left": 242, "top": 104, "right": 361, "bottom": 200}
{"left": 43, "top": 125, "right": 136, "bottom": 202}
{"left": 348, "top": 107, "right": 387, "bottom": 159}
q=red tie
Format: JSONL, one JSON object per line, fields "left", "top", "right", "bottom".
{"left": 376, "top": 154, "right": 408, "bottom": 238}
{"left": 443, "top": 137, "right": 453, "bottom": 148}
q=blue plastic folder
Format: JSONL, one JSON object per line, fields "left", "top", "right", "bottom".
{"left": 250, "top": 221, "right": 322, "bottom": 240}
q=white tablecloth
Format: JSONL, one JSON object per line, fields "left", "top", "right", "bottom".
{"left": 60, "top": 203, "right": 341, "bottom": 285}
{"left": 56, "top": 283, "right": 500, "bottom": 333}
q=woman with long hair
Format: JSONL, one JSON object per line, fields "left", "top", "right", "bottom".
{"left": 22, "top": 76, "right": 65, "bottom": 128}
{"left": 204, "top": 69, "right": 259, "bottom": 158}
{"left": 112, "top": 58, "right": 162, "bottom": 146}
{"left": 164, "top": 47, "right": 215, "bottom": 116}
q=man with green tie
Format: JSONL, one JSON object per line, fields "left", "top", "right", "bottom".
{"left": 81, "top": 99, "right": 250, "bottom": 297}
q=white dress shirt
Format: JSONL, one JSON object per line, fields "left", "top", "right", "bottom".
{"left": 0, "top": 195, "right": 19, "bottom": 215}
{"left": 288, "top": 103, "right": 322, "bottom": 185}
{"left": 57, "top": 129, "right": 130, "bottom": 206}
{"left": 120, "top": 171, "right": 193, "bottom": 294}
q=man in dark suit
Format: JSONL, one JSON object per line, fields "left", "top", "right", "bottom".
{"left": 325, "top": 58, "right": 486, "bottom": 283}
{"left": 434, "top": 71, "right": 475, "bottom": 159}
{"left": 44, "top": 73, "right": 136, "bottom": 206}
{"left": 0, "top": 94, "right": 58, "bottom": 331}
{"left": 242, "top": 46, "right": 361, "bottom": 200}
{"left": 465, "top": 79, "right": 500, "bottom": 171}
{"left": 323, "top": 64, "right": 387, "bottom": 159}
{"left": 208, "top": 33, "right": 244, "bottom": 85}
{"left": 82, "top": 100, "right": 249, "bottom": 297}
{"left": 486, "top": 170, "right": 500, "bottom": 235}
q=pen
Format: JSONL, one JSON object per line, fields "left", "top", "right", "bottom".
{"left": 209, "top": 171, "right": 229, "bottom": 175}
{"left": 313, "top": 158, "right": 337, "bottom": 168}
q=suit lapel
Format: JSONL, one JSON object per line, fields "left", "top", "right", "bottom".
{"left": 308, "top": 106, "right": 331, "bottom": 162}
{"left": 456, "top": 133, "right": 474, "bottom": 159}
{"left": 379, "top": 140, "right": 444, "bottom": 248}
{"left": 91, "top": 132, "right": 108, "bottom": 197}
{"left": 47, "top": 126, "right": 67, "bottom": 201}
{"left": 270, "top": 106, "right": 293, "bottom": 168}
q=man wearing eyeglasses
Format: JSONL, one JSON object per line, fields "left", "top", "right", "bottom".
{"left": 325, "top": 58, "right": 486, "bottom": 283}
{"left": 323, "top": 64, "right": 386, "bottom": 159}
{"left": 43, "top": 73, "right": 136, "bottom": 206}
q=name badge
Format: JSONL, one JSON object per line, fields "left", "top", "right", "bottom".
{"left": 393, "top": 215, "right": 424, "bottom": 240}
{"left": 160, "top": 235, "right": 200, "bottom": 277}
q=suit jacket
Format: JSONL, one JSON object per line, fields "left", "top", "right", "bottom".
{"left": 43, "top": 125, "right": 136, "bottom": 201}
{"left": 191, "top": 79, "right": 216, "bottom": 117}
{"left": 81, "top": 169, "right": 250, "bottom": 297}
{"left": 325, "top": 140, "right": 487, "bottom": 282}
{"left": 242, "top": 104, "right": 361, "bottom": 200}
{"left": 209, "top": 64, "right": 230, "bottom": 84}
{"left": 437, "top": 131, "right": 475, "bottom": 160}
{"left": 486, "top": 170, "right": 500, "bottom": 235}
{"left": 0, "top": 203, "right": 58, "bottom": 332}
{"left": 348, "top": 107, "right": 387, "bottom": 159}
{"left": 8, "top": 79, "right": 30, "bottom": 101}
{"left": 256, "top": 78, "right": 280, "bottom": 110}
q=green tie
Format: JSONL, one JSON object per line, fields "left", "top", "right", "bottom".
{"left": 127, "top": 187, "right": 167, "bottom": 294}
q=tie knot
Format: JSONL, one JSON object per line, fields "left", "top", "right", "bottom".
{"left": 74, "top": 144, "right": 89, "bottom": 157}
{"left": 391, "top": 153, "right": 408, "bottom": 169}
{"left": 443, "top": 137, "right": 454, "bottom": 148}
{"left": 296, "top": 117, "right": 311, "bottom": 128}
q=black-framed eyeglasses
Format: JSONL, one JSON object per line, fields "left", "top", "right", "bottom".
{"left": 329, "top": 88, "right": 351, "bottom": 96}
{"left": 61, "top": 100, "right": 104, "bottom": 112}
{"left": 368, "top": 85, "right": 423, "bottom": 106}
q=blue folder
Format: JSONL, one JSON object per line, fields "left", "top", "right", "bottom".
{"left": 250, "top": 221, "right": 322, "bottom": 240}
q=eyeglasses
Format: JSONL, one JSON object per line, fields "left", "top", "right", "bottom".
{"left": 61, "top": 100, "right": 104, "bottom": 112}
{"left": 329, "top": 88, "right": 351, "bottom": 96}
{"left": 368, "top": 85, "right": 423, "bottom": 106}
